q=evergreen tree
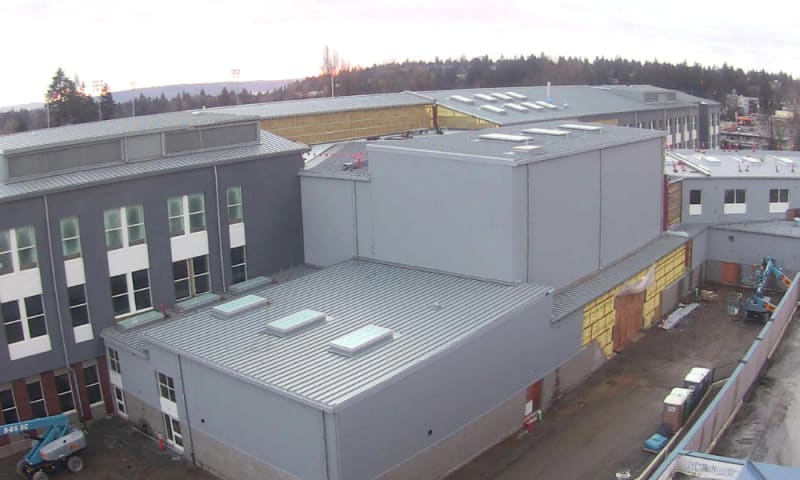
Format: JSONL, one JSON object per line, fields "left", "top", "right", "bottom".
{"left": 44, "top": 67, "right": 96, "bottom": 126}
{"left": 100, "top": 83, "right": 116, "bottom": 120}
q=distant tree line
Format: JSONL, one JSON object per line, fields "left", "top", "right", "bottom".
{"left": 1, "top": 56, "right": 798, "bottom": 136}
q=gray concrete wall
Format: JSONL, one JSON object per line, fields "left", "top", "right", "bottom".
{"left": 599, "top": 140, "right": 664, "bottom": 267}
{"left": 300, "top": 176, "right": 357, "bottom": 267}
{"left": 528, "top": 151, "right": 601, "bottom": 289}
{"left": 335, "top": 293, "right": 579, "bottom": 480}
{"left": 692, "top": 229, "right": 708, "bottom": 270}
{"left": 363, "top": 150, "right": 522, "bottom": 282}
{"left": 681, "top": 177, "right": 800, "bottom": 225}
{"left": 181, "top": 356, "right": 327, "bottom": 480}
{"left": 706, "top": 228, "right": 800, "bottom": 281}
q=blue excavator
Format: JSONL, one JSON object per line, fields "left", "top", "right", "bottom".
{"left": 745, "top": 257, "right": 792, "bottom": 322}
{"left": 1, "top": 413, "right": 87, "bottom": 480}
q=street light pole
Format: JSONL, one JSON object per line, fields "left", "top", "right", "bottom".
{"left": 130, "top": 81, "right": 137, "bottom": 118}
{"left": 92, "top": 80, "right": 103, "bottom": 121}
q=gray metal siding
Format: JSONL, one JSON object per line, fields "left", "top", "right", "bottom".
{"left": 7, "top": 140, "right": 122, "bottom": 180}
{"left": 201, "top": 124, "right": 259, "bottom": 148}
{"left": 529, "top": 150, "right": 601, "bottom": 290}
{"left": 335, "top": 293, "right": 578, "bottom": 480}
{"left": 600, "top": 140, "right": 663, "bottom": 267}
{"left": 692, "top": 228, "right": 708, "bottom": 269}
{"left": 364, "top": 150, "right": 519, "bottom": 282}
{"left": 181, "top": 356, "right": 327, "bottom": 480}
{"left": 706, "top": 229, "right": 800, "bottom": 273}
{"left": 355, "top": 181, "right": 374, "bottom": 259}
{"left": 126, "top": 134, "right": 163, "bottom": 161}
{"left": 682, "top": 178, "right": 800, "bottom": 225}
{"left": 300, "top": 176, "right": 357, "bottom": 267}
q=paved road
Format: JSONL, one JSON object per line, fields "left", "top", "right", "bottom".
{"left": 448, "top": 287, "right": 761, "bottom": 480}
{"left": 713, "top": 317, "right": 800, "bottom": 466}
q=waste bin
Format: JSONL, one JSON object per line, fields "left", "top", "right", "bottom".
{"left": 663, "top": 388, "right": 690, "bottom": 433}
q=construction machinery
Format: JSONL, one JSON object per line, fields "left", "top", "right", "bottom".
{"left": 1, "top": 414, "right": 86, "bottom": 480}
{"left": 745, "top": 257, "right": 792, "bottom": 321}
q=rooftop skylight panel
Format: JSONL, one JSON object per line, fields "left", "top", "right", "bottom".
{"left": 522, "top": 127, "right": 570, "bottom": 136}
{"left": 212, "top": 295, "right": 267, "bottom": 318}
{"left": 504, "top": 103, "right": 528, "bottom": 112}
{"left": 520, "top": 102, "right": 545, "bottom": 111}
{"left": 505, "top": 91, "right": 527, "bottom": 99}
{"left": 535, "top": 101, "right": 559, "bottom": 109}
{"left": 491, "top": 93, "right": 513, "bottom": 100}
{"left": 474, "top": 93, "right": 496, "bottom": 102}
{"left": 479, "top": 104, "right": 506, "bottom": 114}
{"left": 774, "top": 156, "right": 795, "bottom": 166}
{"left": 559, "top": 123, "right": 603, "bottom": 131}
{"left": 329, "top": 325, "right": 394, "bottom": 357}
{"left": 264, "top": 309, "right": 326, "bottom": 337}
{"left": 512, "top": 145, "right": 542, "bottom": 152}
{"left": 449, "top": 95, "right": 474, "bottom": 104}
{"left": 478, "top": 133, "right": 533, "bottom": 142}
{"left": 699, "top": 154, "right": 721, "bottom": 164}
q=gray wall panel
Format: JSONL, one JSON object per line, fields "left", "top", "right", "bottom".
{"left": 529, "top": 150, "right": 601, "bottom": 290}
{"left": 706, "top": 229, "right": 800, "bottom": 273}
{"left": 7, "top": 141, "right": 122, "bottom": 179}
{"left": 600, "top": 140, "right": 663, "bottom": 267}
{"left": 181, "top": 357, "right": 327, "bottom": 480}
{"left": 355, "top": 180, "right": 374, "bottom": 259}
{"left": 336, "top": 293, "right": 579, "bottom": 480}
{"left": 126, "top": 134, "right": 163, "bottom": 161}
{"left": 692, "top": 229, "right": 708, "bottom": 270}
{"left": 300, "top": 177, "right": 356, "bottom": 267}
{"left": 681, "top": 177, "right": 800, "bottom": 225}
{"left": 365, "top": 151, "right": 518, "bottom": 282}
{"left": 202, "top": 124, "right": 259, "bottom": 148}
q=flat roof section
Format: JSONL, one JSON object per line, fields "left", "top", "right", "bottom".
{"left": 133, "top": 260, "right": 551, "bottom": 411}
{"left": 665, "top": 150, "right": 800, "bottom": 179}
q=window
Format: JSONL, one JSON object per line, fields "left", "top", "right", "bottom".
{"left": 54, "top": 372, "right": 75, "bottom": 412}
{"left": 110, "top": 269, "right": 152, "bottom": 317}
{"left": 172, "top": 256, "right": 210, "bottom": 300}
{"left": 0, "top": 387, "right": 18, "bottom": 423}
{"left": 689, "top": 189, "right": 702, "bottom": 216}
{"left": 168, "top": 194, "right": 205, "bottom": 236}
{"left": 158, "top": 372, "right": 176, "bottom": 402}
{"left": 15, "top": 227, "right": 37, "bottom": 270}
{"left": 723, "top": 189, "right": 746, "bottom": 214}
{"left": 227, "top": 186, "right": 243, "bottom": 224}
{"left": 231, "top": 246, "right": 247, "bottom": 284}
{"left": 108, "top": 348, "right": 121, "bottom": 374}
{"left": 27, "top": 380, "right": 47, "bottom": 418}
{"left": 104, "top": 205, "right": 145, "bottom": 250}
{"left": 163, "top": 413, "right": 183, "bottom": 449}
{"left": 67, "top": 285, "right": 89, "bottom": 327}
{"left": 769, "top": 188, "right": 789, "bottom": 213}
{"left": 83, "top": 365, "right": 103, "bottom": 405}
{"left": 0, "top": 231, "right": 12, "bottom": 276}
{"left": 60, "top": 217, "right": 81, "bottom": 259}
{"left": 2, "top": 295, "right": 47, "bottom": 345}
{"left": 113, "top": 386, "right": 127, "bottom": 416}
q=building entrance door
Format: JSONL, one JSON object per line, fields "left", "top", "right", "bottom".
{"left": 613, "top": 292, "right": 644, "bottom": 352}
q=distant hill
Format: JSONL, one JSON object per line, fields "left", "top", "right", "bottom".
{"left": 112, "top": 79, "right": 294, "bottom": 103}
{"left": 0, "top": 102, "right": 44, "bottom": 113}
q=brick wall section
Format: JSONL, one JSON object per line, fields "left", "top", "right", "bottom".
{"left": 96, "top": 356, "right": 114, "bottom": 415}
{"left": 39, "top": 371, "right": 60, "bottom": 416}
{"left": 71, "top": 363, "right": 91, "bottom": 420}
{"left": 11, "top": 379, "right": 32, "bottom": 420}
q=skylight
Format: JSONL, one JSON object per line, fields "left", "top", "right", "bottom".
{"left": 699, "top": 155, "right": 721, "bottom": 164}
{"left": 513, "top": 145, "right": 542, "bottom": 152}
{"left": 520, "top": 102, "right": 545, "bottom": 111}
{"left": 522, "top": 127, "right": 570, "bottom": 136}
{"left": 264, "top": 309, "right": 326, "bottom": 337}
{"left": 329, "top": 325, "right": 394, "bottom": 357}
{"left": 491, "top": 93, "right": 513, "bottom": 100}
{"left": 505, "top": 91, "right": 527, "bottom": 99}
{"left": 479, "top": 105, "right": 506, "bottom": 114}
{"left": 479, "top": 133, "right": 533, "bottom": 142}
{"left": 559, "top": 123, "right": 603, "bottom": 131}
{"left": 774, "top": 156, "right": 795, "bottom": 166}
{"left": 449, "top": 95, "right": 474, "bottom": 104}
{"left": 212, "top": 295, "right": 267, "bottom": 318}
{"left": 535, "top": 101, "right": 559, "bottom": 110}
{"left": 504, "top": 103, "right": 529, "bottom": 112}
{"left": 474, "top": 93, "right": 496, "bottom": 102}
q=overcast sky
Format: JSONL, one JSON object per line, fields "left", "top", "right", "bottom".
{"left": 1, "top": 0, "right": 798, "bottom": 107}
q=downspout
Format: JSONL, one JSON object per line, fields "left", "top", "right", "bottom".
{"left": 213, "top": 166, "right": 227, "bottom": 292}
{"left": 177, "top": 355, "right": 196, "bottom": 465}
{"left": 43, "top": 194, "right": 86, "bottom": 420}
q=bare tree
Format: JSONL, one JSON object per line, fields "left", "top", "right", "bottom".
{"left": 321, "top": 45, "right": 340, "bottom": 97}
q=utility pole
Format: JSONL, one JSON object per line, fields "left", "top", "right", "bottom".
{"left": 231, "top": 68, "right": 240, "bottom": 104}
{"left": 92, "top": 80, "right": 103, "bottom": 121}
{"left": 130, "top": 81, "right": 137, "bottom": 118}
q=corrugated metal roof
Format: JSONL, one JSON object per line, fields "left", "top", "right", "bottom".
{"left": 553, "top": 234, "right": 692, "bottom": 320}
{"left": 0, "top": 111, "right": 259, "bottom": 154}
{"left": 414, "top": 85, "right": 716, "bottom": 126}
{"left": 211, "top": 92, "right": 430, "bottom": 120}
{"left": 0, "top": 131, "right": 305, "bottom": 202}
{"left": 102, "top": 325, "right": 150, "bottom": 354}
{"left": 711, "top": 221, "right": 800, "bottom": 239}
{"left": 135, "top": 260, "right": 550, "bottom": 411}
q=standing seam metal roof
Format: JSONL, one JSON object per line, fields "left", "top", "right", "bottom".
{"left": 0, "top": 131, "right": 305, "bottom": 202}
{"left": 710, "top": 221, "right": 800, "bottom": 239}
{"left": 130, "top": 260, "right": 550, "bottom": 411}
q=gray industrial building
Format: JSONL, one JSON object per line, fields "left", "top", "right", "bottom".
{"left": 0, "top": 112, "right": 306, "bottom": 454}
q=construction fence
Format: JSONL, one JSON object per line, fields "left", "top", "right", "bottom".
{"left": 648, "top": 272, "right": 800, "bottom": 480}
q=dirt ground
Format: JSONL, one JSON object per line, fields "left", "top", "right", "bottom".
{"left": 447, "top": 284, "right": 764, "bottom": 480}
{"left": 0, "top": 416, "right": 217, "bottom": 480}
{"left": 713, "top": 316, "right": 800, "bottom": 467}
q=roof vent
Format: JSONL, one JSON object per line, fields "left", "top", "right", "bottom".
{"left": 212, "top": 295, "right": 267, "bottom": 318}
{"left": 522, "top": 127, "right": 570, "bottom": 136}
{"left": 491, "top": 92, "right": 513, "bottom": 101}
{"left": 505, "top": 91, "right": 527, "bottom": 99}
{"left": 479, "top": 133, "right": 532, "bottom": 142}
{"left": 329, "top": 325, "right": 394, "bottom": 357}
{"left": 449, "top": 95, "right": 474, "bottom": 104}
{"left": 479, "top": 104, "right": 506, "bottom": 114}
{"left": 559, "top": 123, "right": 603, "bottom": 132}
{"left": 521, "top": 102, "right": 545, "bottom": 111}
{"left": 264, "top": 309, "right": 326, "bottom": 337}
{"left": 513, "top": 145, "right": 542, "bottom": 152}
{"left": 535, "top": 100, "right": 559, "bottom": 110}
{"left": 504, "top": 103, "right": 529, "bottom": 112}
{"left": 474, "top": 93, "right": 496, "bottom": 102}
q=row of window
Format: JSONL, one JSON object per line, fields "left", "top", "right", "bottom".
{"left": 689, "top": 188, "right": 790, "bottom": 215}
{"left": 0, "top": 365, "right": 102, "bottom": 424}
